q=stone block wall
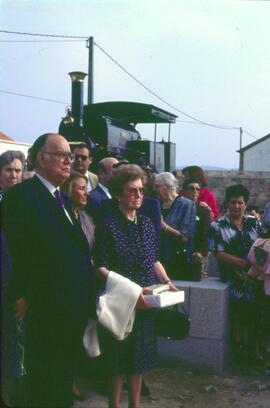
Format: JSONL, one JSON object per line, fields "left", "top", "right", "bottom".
{"left": 204, "top": 170, "right": 270, "bottom": 211}
{"left": 158, "top": 278, "right": 229, "bottom": 374}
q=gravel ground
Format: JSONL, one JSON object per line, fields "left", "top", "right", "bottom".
{"left": 73, "top": 358, "right": 270, "bottom": 408}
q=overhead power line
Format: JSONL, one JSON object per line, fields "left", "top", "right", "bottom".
{"left": 0, "top": 89, "right": 259, "bottom": 141}
{"left": 242, "top": 128, "right": 258, "bottom": 141}
{"left": 0, "top": 30, "right": 259, "bottom": 138}
{"left": 0, "top": 40, "right": 85, "bottom": 43}
{"left": 176, "top": 119, "right": 203, "bottom": 125}
{"left": 0, "top": 29, "right": 87, "bottom": 39}
{"left": 94, "top": 41, "right": 240, "bottom": 131}
{"left": 0, "top": 89, "right": 68, "bottom": 105}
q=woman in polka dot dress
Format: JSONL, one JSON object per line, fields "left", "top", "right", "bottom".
{"left": 94, "top": 164, "right": 177, "bottom": 408}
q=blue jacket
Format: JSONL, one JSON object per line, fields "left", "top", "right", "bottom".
{"left": 163, "top": 196, "right": 197, "bottom": 262}
{"left": 86, "top": 184, "right": 109, "bottom": 217}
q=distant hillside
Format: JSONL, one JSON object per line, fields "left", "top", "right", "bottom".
{"left": 176, "top": 165, "right": 235, "bottom": 171}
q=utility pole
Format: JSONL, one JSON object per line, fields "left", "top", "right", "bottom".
{"left": 87, "top": 36, "right": 94, "bottom": 104}
{"left": 154, "top": 122, "right": 157, "bottom": 170}
{"left": 239, "top": 126, "right": 243, "bottom": 171}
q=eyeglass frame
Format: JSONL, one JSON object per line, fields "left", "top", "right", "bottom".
{"left": 125, "top": 187, "right": 145, "bottom": 196}
{"left": 41, "top": 151, "right": 74, "bottom": 162}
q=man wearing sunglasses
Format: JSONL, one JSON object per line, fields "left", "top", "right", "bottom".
{"left": 72, "top": 143, "right": 98, "bottom": 193}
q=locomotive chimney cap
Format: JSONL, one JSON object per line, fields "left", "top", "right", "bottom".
{"left": 68, "top": 71, "right": 87, "bottom": 82}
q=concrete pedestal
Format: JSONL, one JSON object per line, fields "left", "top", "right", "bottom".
{"left": 157, "top": 278, "right": 229, "bottom": 374}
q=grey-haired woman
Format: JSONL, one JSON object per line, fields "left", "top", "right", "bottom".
{"left": 154, "top": 172, "right": 197, "bottom": 280}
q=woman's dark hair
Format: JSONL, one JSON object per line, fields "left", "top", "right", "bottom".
{"left": 181, "top": 165, "right": 208, "bottom": 187}
{"left": 0, "top": 150, "right": 25, "bottom": 170}
{"left": 108, "top": 164, "right": 146, "bottom": 197}
{"left": 182, "top": 177, "right": 201, "bottom": 192}
{"left": 224, "top": 184, "right": 249, "bottom": 204}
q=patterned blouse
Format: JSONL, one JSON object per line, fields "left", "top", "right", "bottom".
{"left": 209, "top": 213, "right": 261, "bottom": 281}
{"left": 94, "top": 209, "right": 158, "bottom": 287}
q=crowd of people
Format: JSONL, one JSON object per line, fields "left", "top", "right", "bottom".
{"left": 1, "top": 134, "right": 270, "bottom": 408}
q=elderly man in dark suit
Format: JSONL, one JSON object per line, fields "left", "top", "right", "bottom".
{"left": 86, "top": 157, "right": 119, "bottom": 217}
{"left": 2, "top": 133, "right": 95, "bottom": 407}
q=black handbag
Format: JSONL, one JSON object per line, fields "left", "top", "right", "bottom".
{"left": 156, "top": 306, "right": 190, "bottom": 340}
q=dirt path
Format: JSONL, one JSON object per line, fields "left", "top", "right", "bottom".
{"left": 74, "top": 360, "right": 270, "bottom": 408}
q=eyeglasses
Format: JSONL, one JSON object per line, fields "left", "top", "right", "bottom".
{"left": 126, "top": 187, "right": 145, "bottom": 196}
{"left": 42, "top": 151, "right": 74, "bottom": 162}
{"left": 187, "top": 186, "right": 200, "bottom": 191}
{"left": 74, "top": 154, "right": 89, "bottom": 161}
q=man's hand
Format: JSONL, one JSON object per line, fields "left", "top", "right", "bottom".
{"left": 15, "top": 298, "right": 27, "bottom": 320}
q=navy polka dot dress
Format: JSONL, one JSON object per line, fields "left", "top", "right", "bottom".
{"left": 94, "top": 209, "right": 159, "bottom": 374}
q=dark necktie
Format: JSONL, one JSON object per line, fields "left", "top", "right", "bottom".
{"left": 54, "top": 189, "right": 64, "bottom": 209}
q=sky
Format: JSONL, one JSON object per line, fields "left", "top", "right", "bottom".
{"left": 1, "top": 0, "right": 270, "bottom": 169}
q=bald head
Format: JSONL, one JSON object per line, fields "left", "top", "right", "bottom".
{"left": 34, "top": 133, "right": 72, "bottom": 187}
{"left": 97, "top": 157, "right": 119, "bottom": 186}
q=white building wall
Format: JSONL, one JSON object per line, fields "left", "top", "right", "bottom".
{"left": 0, "top": 140, "right": 31, "bottom": 157}
{"left": 243, "top": 138, "right": 270, "bottom": 171}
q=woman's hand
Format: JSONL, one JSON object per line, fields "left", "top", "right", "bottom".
{"left": 237, "top": 258, "right": 250, "bottom": 270}
{"left": 198, "top": 201, "right": 210, "bottom": 210}
{"left": 198, "top": 201, "right": 214, "bottom": 220}
{"left": 193, "top": 252, "right": 203, "bottom": 263}
{"left": 97, "top": 267, "right": 110, "bottom": 281}
{"left": 161, "top": 219, "right": 188, "bottom": 243}
{"left": 15, "top": 298, "right": 27, "bottom": 320}
{"left": 136, "top": 291, "right": 151, "bottom": 310}
{"left": 167, "top": 281, "right": 179, "bottom": 292}
{"left": 178, "top": 232, "right": 188, "bottom": 243}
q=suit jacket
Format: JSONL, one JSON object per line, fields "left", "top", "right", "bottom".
{"left": 2, "top": 175, "right": 94, "bottom": 325}
{"left": 87, "top": 171, "right": 98, "bottom": 191}
{"left": 86, "top": 184, "right": 109, "bottom": 217}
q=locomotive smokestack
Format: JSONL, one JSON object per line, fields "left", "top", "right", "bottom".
{"left": 68, "top": 71, "right": 87, "bottom": 127}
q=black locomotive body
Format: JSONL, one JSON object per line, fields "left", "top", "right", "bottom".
{"left": 59, "top": 72, "right": 177, "bottom": 172}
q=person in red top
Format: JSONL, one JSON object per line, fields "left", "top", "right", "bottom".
{"left": 181, "top": 165, "right": 219, "bottom": 219}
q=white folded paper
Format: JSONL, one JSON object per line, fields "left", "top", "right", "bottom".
{"left": 144, "top": 290, "right": 185, "bottom": 308}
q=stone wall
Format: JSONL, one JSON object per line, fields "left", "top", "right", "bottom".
{"left": 204, "top": 170, "right": 270, "bottom": 211}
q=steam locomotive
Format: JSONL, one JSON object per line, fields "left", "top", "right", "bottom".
{"left": 59, "top": 72, "right": 177, "bottom": 172}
